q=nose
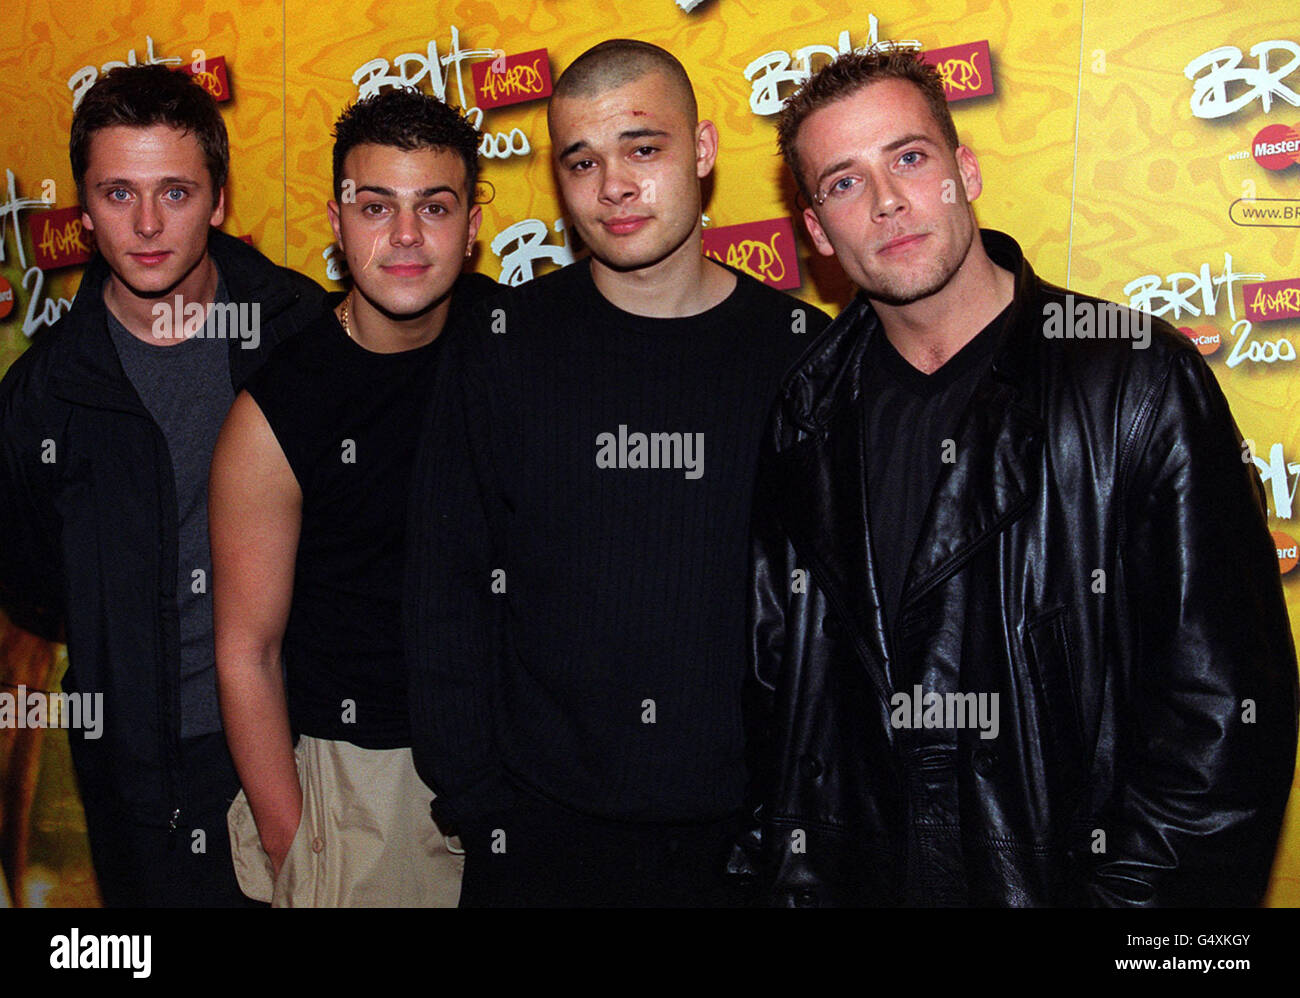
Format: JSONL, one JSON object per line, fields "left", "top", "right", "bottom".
{"left": 870, "top": 171, "right": 907, "bottom": 221}
{"left": 134, "top": 198, "right": 162, "bottom": 238}
{"left": 390, "top": 206, "right": 424, "bottom": 247}
{"left": 598, "top": 161, "right": 640, "bottom": 206}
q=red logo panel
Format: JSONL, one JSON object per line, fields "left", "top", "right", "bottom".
{"left": 27, "top": 205, "right": 93, "bottom": 271}
{"left": 921, "top": 41, "right": 995, "bottom": 102}
{"left": 179, "top": 56, "right": 232, "bottom": 103}
{"left": 702, "top": 218, "right": 801, "bottom": 291}
{"left": 1243, "top": 278, "right": 1300, "bottom": 323}
{"left": 472, "top": 49, "right": 553, "bottom": 110}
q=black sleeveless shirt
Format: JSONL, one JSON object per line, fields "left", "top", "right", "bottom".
{"left": 245, "top": 272, "right": 498, "bottom": 747}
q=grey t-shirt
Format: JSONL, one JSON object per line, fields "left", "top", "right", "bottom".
{"left": 106, "top": 272, "right": 235, "bottom": 738}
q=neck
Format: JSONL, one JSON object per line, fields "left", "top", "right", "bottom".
{"left": 341, "top": 288, "right": 452, "bottom": 354}
{"left": 873, "top": 238, "right": 1014, "bottom": 375}
{"left": 589, "top": 224, "right": 735, "bottom": 318}
{"left": 103, "top": 254, "right": 219, "bottom": 346}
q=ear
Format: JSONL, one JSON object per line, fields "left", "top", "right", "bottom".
{"left": 465, "top": 203, "right": 483, "bottom": 255}
{"left": 695, "top": 119, "right": 719, "bottom": 179}
{"left": 327, "top": 199, "right": 343, "bottom": 248}
{"left": 802, "top": 205, "right": 836, "bottom": 257}
{"left": 955, "top": 145, "right": 982, "bottom": 203}
{"left": 208, "top": 185, "right": 226, "bottom": 228}
{"left": 81, "top": 207, "right": 94, "bottom": 233}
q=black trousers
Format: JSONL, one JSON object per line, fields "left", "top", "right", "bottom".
{"left": 78, "top": 732, "right": 258, "bottom": 908}
{"left": 459, "top": 784, "right": 748, "bottom": 908}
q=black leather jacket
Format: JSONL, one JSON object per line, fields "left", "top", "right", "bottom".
{"left": 748, "top": 230, "right": 1298, "bottom": 906}
{"left": 0, "top": 229, "right": 325, "bottom": 826}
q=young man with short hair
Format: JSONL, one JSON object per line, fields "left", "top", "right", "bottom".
{"left": 749, "top": 49, "right": 1298, "bottom": 906}
{"left": 0, "top": 64, "right": 325, "bottom": 906}
{"left": 210, "top": 87, "right": 492, "bottom": 906}
{"left": 405, "top": 39, "right": 830, "bottom": 907}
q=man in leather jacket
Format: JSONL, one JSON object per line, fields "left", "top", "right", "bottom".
{"left": 0, "top": 66, "right": 324, "bottom": 905}
{"left": 747, "top": 49, "right": 1299, "bottom": 906}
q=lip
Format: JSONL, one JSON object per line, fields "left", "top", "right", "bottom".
{"left": 129, "top": 250, "right": 172, "bottom": 265}
{"left": 878, "top": 233, "right": 927, "bottom": 255}
{"left": 602, "top": 215, "right": 650, "bottom": 235}
{"left": 380, "top": 262, "right": 433, "bottom": 276}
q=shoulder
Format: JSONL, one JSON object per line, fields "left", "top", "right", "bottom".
{"left": 242, "top": 301, "right": 339, "bottom": 401}
{"left": 726, "top": 268, "right": 833, "bottom": 335}
{"left": 208, "top": 230, "right": 328, "bottom": 318}
{"left": 455, "top": 270, "right": 505, "bottom": 306}
{"left": 1030, "top": 280, "right": 1200, "bottom": 403}
{"left": 0, "top": 304, "right": 88, "bottom": 411}
{"left": 446, "top": 261, "right": 582, "bottom": 355}
{"left": 496, "top": 258, "right": 588, "bottom": 314}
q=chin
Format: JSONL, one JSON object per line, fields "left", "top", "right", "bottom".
{"left": 366, "top": 291, "right": 447, "bottom": 320}
{"left": 114, "top": 270, "right": 186, "bottom": 299}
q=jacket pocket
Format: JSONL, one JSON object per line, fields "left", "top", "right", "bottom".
{"left": 1024, "top": 608, "right": 1087, "bottom": 812}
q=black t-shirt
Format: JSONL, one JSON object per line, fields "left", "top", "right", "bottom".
{"left": 245, "top": 272, "right": 498, "bottom": 747}
{"left": 863, "top": 305, "right": 1010, "bottom": 634}
{"left": 412, "top": 258, "right": 830, "bottom": 821}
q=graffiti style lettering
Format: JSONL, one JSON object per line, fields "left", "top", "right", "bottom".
{"left": 352, "top": 27, "right": 497, "bottom": 110}
{"left": 744, "top": 17, "right": 922, "bottom": 116}
{"left": 1253, "top": 442, "right": 1300, "bottom": 519}
{"left": 710, "top": 234, "right": 787, "bottom": 284}
{"left": 934, "top": 53, "right": 983, "bottom": 93}
{"left": 479, "top": 59, "right": 546, "bottom": 103}
{"left": 1124, "top": 254, "right": 1265, "bottom": 322}
{"left": 68, "top": 36, "right": 179, "bottom": 110}
{"left": 1185, "top": 40, "right": 1300, "bottom": 120}
{"left": 1225, "top": 319, "right": 1296, "bottom": 368}
{"left": 490, "top": 218, "right": 574, "bottom": 286}
{"left": 35, "top": 216, "right": 90, "bottom": 268}
{"left": 21, "top": 266, "right": 74, "bottom": 340}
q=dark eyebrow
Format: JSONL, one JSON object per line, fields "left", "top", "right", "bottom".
{"left": 417, "top": 185, "right": 460, "bottom": 202}
{"left": 558, "top": 128, "right": 671, "bottom": 161}
{"left": 355, "top": 185, "right": 460, "bottom": 202}
{"left": 95, "top": 176, "right": 200, "bottom": 188}
{"left": 882, "top": 133, "right": 937, "bottom": 153}
{"left": 618, "top": 128, "right": 669, "bottom": 142}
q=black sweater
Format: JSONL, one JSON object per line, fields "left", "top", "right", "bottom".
{"left": 405, "top": 259, "right": 829, "bottom": 830}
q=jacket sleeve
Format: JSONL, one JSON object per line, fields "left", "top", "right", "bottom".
{"left": 1093, "top": 346, "right": 1299, "bottom": 906}
{"left": 0, "top": 354, "right": 64, "bottom": 641}
{"left": 403, "top": 319, "right": 515, "bottom": 840}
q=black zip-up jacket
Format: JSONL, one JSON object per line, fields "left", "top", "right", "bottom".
{"left": 0, "top": 228, "right": 325, "bottom": 827}
{"left": 748, "top": 230, "right": 1299, "bottom": 906}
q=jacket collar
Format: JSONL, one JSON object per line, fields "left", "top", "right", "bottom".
{"left": 47, "top": 228, "right": 299, "bottom": 411}
{"left": 769, "top": 229, "right": 1045, "bottom": 685}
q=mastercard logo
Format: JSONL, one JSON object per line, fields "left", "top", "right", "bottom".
{"left": 1273, "top": 530, "right": 1298, "bottom": 574}
{"left": 1252, "top": 124, "right": 1300, "bottom": 171}
{"left": 0, "top": 275, "right": 13, "bottom": 320}
{"left": 1179, "top": 324, "right": 1220, "bottom": 356}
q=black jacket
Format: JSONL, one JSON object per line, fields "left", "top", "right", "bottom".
{"left": 0, "top": 228, "right": 325, "bottom": 825}
{"left": 749, "top": 230, "right": 1298, "bottom": 906}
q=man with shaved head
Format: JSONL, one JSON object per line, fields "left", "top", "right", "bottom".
{"left": 405, "top": 38, "right": 829, "bottom": 906}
